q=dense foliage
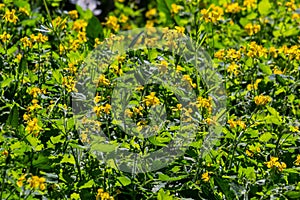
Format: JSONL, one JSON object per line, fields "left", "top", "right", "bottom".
{"left": 0, "top": 0, "right": 300, "bottom": 199}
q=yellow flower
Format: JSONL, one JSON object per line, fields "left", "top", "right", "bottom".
{"left": 102, "top": 104, "right": 111, "bottom": 114}
{"left": 244, "top": 23, "right": 261, "bottom": 36}
{"left": 27, "top": 175, "right": 46, "bottom": 190}
{"left": 119, "top": 14, "right": 128, "bottom": 23}
{"left": 17, "top": 174, "right": 27, "bottom": 187}
{"left": 143, "top": 92, "right": 160, "bottom": 107}
{"left": 182, "top": 75, "right": 197, "bottom": 88}
{"left": 225, "top": 49, "right": 241, "bottom": 61}
{"left": 125, "top": 109, "right": 134, "bottom": 118}
{"left": 246, "top": 149, "right": 254, "bottom": 157}
{"left": 0, "top": 4, "right": 5, "bottom": 10}
{"left": 273, "top": 66, "right": 283, "bottom": 75}
{"left": 145, "top": 8, "right": 157, "bottom": 18}
{"left": 294, "top": 155, "right": 300, "bottom": 166}
{"left": 247, "top": 42, "right": 267, "bottom": 58}
{"left": 105, "top": 16, "right": 119, "bottom": 32}
{"left": 145, "top": 20, "right": 155, "bottom": 28}
{"left": 72, "top": 19, "right": 88, "bottom": 32}
{"left": 25, "top": 118, "right": 42, "bottom": 136}
{"left": 201, "top": 171, "right": 210, "bottom": 182}
{"left": 62, "top": 76, "right": 77, "bottom": 92}
{"left": 19, "top": 7, "right": 29, "bottom": 16}
{"left": 94, "top": 38, "right": 102, "bottom": 48}
{"left": 0, "top": 31, "right": 11, "bottom": 43}
{"left": 52, "top": 16, "right": 67, "bottom": 30}
{"left": 98, "top": 74, "right": 110, "bottom": 86}
{"left": 175, "top": 26, "right": 185, "bottom": 34}
{"left": 96, "top": 189, "right": 113, "bottom": 200}
{"left": 247, "top": 79, "right": 262, "bottom": 91}
{"left": 68, "top": 10, "right": 78, "bottom": 19}
{"left": 243, "top": 0, "right": 257, "bottom": 9}
{"left": 227, "top": 62, "right": 240, "bottom": 76}
{"left": 265, "top": 157, "right": 287, "bottom": 171}
{"left": 20, "top": 37, "right": 33, "bottom": 48}
{"left": 201, "top": 5, "right": 224, "bottom": 23}
{"left": 171, "top": 4, "right": 182, "bottom": 14}
{"left": 77, "top": 31, "right": 87, "bottom": 43}
{"left": 2, "top": 149, "right": 8, "bottom": 157}
{"left": 285, "top": 0, "right": 297, "bottom": 11}
{"left": 3, "top": 9, "right": 18, "bottom": 24}
{"left": 29, "top": 87, "right": 42, "bottom": 98}
{"left": 69, "top": 39, "right": 81, "bottom": 51}
{"left": 157, "top": 60, "right": 168, "bottom": 72}
{"left": 31, "top": 33, "right": 48, "bottom": 43}
{"left": 254, "top": 95, "right": 271, "bottom": 106}
{"left": 214, "top": 49, "right": 225, "bottom": 60}
{"left": 224, "top": 2, "right": 243, "bottom": 13}
{"left": 197, "top": 96, "right": 212, "bottom": 112}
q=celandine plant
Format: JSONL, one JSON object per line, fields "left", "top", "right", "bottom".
{"left": 0, "top": 0, "right": 299, "bottom": 199}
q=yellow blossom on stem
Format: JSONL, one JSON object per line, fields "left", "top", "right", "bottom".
{"left": 294, "top": 155, "right": 300, "bottom": 166}
{"left": 25, "top": 118, "right": 42, "bottom": 136}
{"left": 20, "top": 37, "right": 32, "bottom": 48}
{"left": 182, "top": 75, "right": 197, "bottom": 88}
{"left": 119, "top": 14, "right": 128, "bottom": 23}
{"left": 265, "top": 157, "right": 287, "bottom": 172}
{"left": 98, "top": 74, "right": 110, "bottom": 86}
{"left": 17, "top": 174, "right": 27, "bottom": 187}
{"left": 0, "top": 31, "right": 11, "bottom": 43}
{"left": 52, "top": 16, "right": 67, "bottom": 30}
{"left": 145, "top": 8, "right": 157, "bottom": 18}
{"left": 254, "top": 94, "right": 271, "bottom": 106}
{"left": 244, "top": 23, "right": 261, "bottom": 36}
{"left": 27, "top": 175, "right": 46, "bottom": 190}
{"left": 105, "top": 16, "right": 120, "bottom": 32}
{"left": 72, "top": 19, "right": 88, "bottom": 32}
{"left": 143, "top": 92, "right": 160, "bottom": 107}
{"left": 3, "top": 9, "right": 18, "bottom": 24}
{"left": 201, "top": 171, "right": 210, "bottom": 182}
{"left": 171, "top": 4, "right": 182, "bottom": 14}
{"left": 227, "top": 62, "right": 240, "bottom": 76}
{"left": 68, "top": 10, "right": 78, "bottom": 19}
{"left": 243, "top": 0, "right": 257, "bottom": 9}
{"left": 224, "top": 2, "right": 243, "bottom": 13}
{"left": 19, "top": 7, "right": 29, "bottom": 16}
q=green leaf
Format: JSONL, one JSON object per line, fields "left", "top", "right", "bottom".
{"left": 33, "top": 154, "right": 51, "bottom": 169}
{"left": 239, "top": 17, "right": 249, "bottom": 27}
{"left": 76, "top": 4, "right": 93, "bottom": 20}
{"left": 244, "top": 167, "right": 256, "bottom": 181}
{"left": 26, "top": 134, "right": 40, "bottom": 148}
{"left": 266, "top": 106, "right": 282, "bottom": 125}
{"left": 157, "top": 0, "right": 173, "bottom": 24}
{"left": 158, "top": 173, "right": 188, "bottom": 181}
{"left": 6, "top": 104, "right": 19, "bottom": 128}
{"left": 117, "top": 176, "right": 131, "bottom": 186}
{"left": 79, "top": 179, "right": 95, "bottom": 189}
{"left": 157, "top": 188, "right": 174, "bottom": 200}
{"left": 285, "top": 191, "right": 300, "bottom": 199}
{"left": 86, "top": 16, "right": 103, "bottom": 40}
{"left": 90, "top": 143, "right": 116, "bottom": 152}
{"left": 259, "top": 132, "right": 273, "bottom": 142}
{"left": 259, "top": 64, "right": 272, "bottom": 75}
{"left": 283, "top": 27, "right": 299, "bottom": 37}
{"left": 52, "top": 70, "right": 62, "bottom": 84}
{"left": 1, "top": 77, "right": 13, "bottom": 88}
{"left": 258, "top": 0, "right": 272, "bottom": 16}
{"left": 50, "top": 135, "right": 63, "bottom": 144}
{"left": 61, "top": 154, "right": 76, "bottom": 165}
{"left": 14, "top": 0, "right": 31, "bottom": 11}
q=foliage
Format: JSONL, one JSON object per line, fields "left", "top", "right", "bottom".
{"left": 0, "top": 0, "right": 300, "bottom": 199}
